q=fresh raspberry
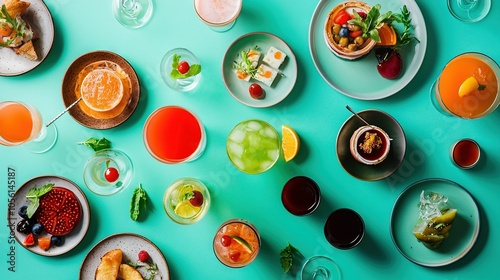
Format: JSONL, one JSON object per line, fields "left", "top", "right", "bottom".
{"left": 138, "top": 250, "right": 150, "bottom": 262}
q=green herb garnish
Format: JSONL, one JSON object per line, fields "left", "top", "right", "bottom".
{"left": 170, "top": 54, "right": 201, "bottom": 79}
{"left": 26, "top": 184, "right": 54, "bottom": 218}
{"left": 0, "top": 4, "right": 26, "bottom": 47}
{"left": 78, "top": 137, "right": 112, "bottom": 152}
{"left": 130, "top": 184, "right": 147, "bottom": 221}
{"left": 145, "top": 262, "right": 158, "bottom": 280}
{"left": 280, "top": 243, "right": 299, "bottom": 273}
{"left": 232, "top": 45, "right": 260, "bottom": 78}
{"left": 388, "top": 5, "right": 420, "bottom": 49}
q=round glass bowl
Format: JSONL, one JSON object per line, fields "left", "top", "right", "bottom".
{"left": 163, "top": 178, "right": 211, "bottom": 224}
{"left": 160, "top": 48, "right": 202, "bottom": 92}
{"left": 83, "top": 149, "right": 134, "bottom": 196}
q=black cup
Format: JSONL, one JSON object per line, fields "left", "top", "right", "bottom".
{"left": 324, "top": 208, "right": 365, "bottom": 249}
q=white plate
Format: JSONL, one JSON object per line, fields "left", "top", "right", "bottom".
{"left": 222, "top": 32, "right": 298, "bottom": 108}
{"left": 0, "top": 0, "right": 54, "bottom": 76}
{"left": 9, "top": 175, "right": 90, "bottom": 256}
{"left": 309, "top": 0, "right": 427, "bottom": 100}
{"left": 79, "top": 233, "right": 170, "bottom": 280}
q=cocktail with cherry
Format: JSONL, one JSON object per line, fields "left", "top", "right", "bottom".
{"left": 163, "top": 178, "right": 210, "bottom": 225}
{"left": 83, "top": 149, "right": 134, "bottom": 196}
{"left": 213, "top": 219, "right": 260, "bottom": 268}
{"left": 160, "top": 48, "right": 202, "bottom": 92}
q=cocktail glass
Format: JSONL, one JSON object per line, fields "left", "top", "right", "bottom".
{"left": 282, "top": 176, "right": 321, "bottom": 216}
{"left": 144, "top": 106, "right": 206, "bottom": 164}
{"left": 301, "top": 256, "right": 341, "bottom": 280}
{"left": 226, "top": 119, "right": 280, "bottom": 174}
{"left": 163, "top": 178, "right": 211, "bottom": 225}
{"left": 112, "top": 0, "right": 153, "bottom": 28}
{"left": 324, "top": 208, "right": 365, "bottom": 250}
{"left": 430, "top": 52, "right": 500, "bottom": 119}
{"left": 0, "top": 101, "right": 57, "bottom": 153}
{"left": 194, "top": 0, "right": 242, "bottom": 32}
{"left": 213, "top": 219, "right": 260, "bottom": 268}
{"left": 160, "top": 48, "right": 202, "bottom": 92}
{"left": 83, "top": 149, "right": 134, "bottom": 196}
{"left": 448, "top": 0, "right": 491, "bottom": 22}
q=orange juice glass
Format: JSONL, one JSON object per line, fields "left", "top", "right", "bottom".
{"left": 213, "top": 219, "right": 260, "bottom": 268}
{"left": 432, "top": 53, "right": 500, "bottom": 118}
{"left": 0, "top": 101, "right": 57, "bottom": 153}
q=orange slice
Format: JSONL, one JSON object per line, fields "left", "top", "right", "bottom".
{"left": 81, "top": 69, "right": 124, "bottom": 112}
{"left": 376, "top": 24, "right": 397, "bottom": 46}
{"left": 458, "top": 76, "right": 481, "bottom": 97}
{"left": 282, "top": 125, "right": 300, "bottom": 162}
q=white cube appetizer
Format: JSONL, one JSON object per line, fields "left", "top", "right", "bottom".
{"left": 263, "top": 46, "right": 287, "bottom": 69}
{"left": 234, "top": 49, "right": 261, "bottom": 81}
{"left": 254, "top": 64, "right": 278, "bottom": 87}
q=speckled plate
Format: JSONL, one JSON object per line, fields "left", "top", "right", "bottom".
{"left": 0, "top": 0, "right": 54, "bottom": 76}
{"left": 8, "top": 175, "right": 90, "bottom": 256}
{"left": 79, "top": 233, "right": 169, "bottom": 280}
{"left": 390, "top": 178, "right": 480, "bottom": 267}
{"left": 222, "top": 32, "right": 298, "bottom": 108}
{"left": 62, "top": 50, "right": 140, "bottom": 129}
{"left": 336, "top": 109, "right": 406, "bottom": 181}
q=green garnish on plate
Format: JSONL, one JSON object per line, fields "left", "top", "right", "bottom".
{"left": 170, "top": 54, "right": 201, "bottom": 79}
{"left": 26, "top": 183, "right": 54, "bottom": 218}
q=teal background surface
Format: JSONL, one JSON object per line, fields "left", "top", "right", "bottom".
{"left": 1, "top": 0, "right": 499, "bottom": 279}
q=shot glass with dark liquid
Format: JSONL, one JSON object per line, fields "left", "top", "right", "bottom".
{"left": 451, "top": 138, "right": 480, "bottom": 169}
{"left": 324, "top": 208, "right": 365, "bottom": 249}
{"left": 281, "top": 176, "right": 321, "bottom": 216}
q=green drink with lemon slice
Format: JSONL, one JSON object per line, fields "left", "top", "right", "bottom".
{"left": 213, "top": 219, "right": 260, "bottom": 267}
{"left": 163, "top": 178, "right": 210, "bottom": 224}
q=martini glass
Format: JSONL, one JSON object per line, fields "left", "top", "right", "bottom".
{"left": 447, "top": 0, "right": 491, "bottom": 22}
{"left": 0, "top": 101, "right": 57, "bottom": 153}
{"left": 112, "top": 0, "right": 153, "bottom": 28}
{"left": 301, "top": 256, "right": 341, "bottom": 280}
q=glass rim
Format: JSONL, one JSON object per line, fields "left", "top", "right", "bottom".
{"left": 143, "top": 106, "right": 206, "bottom": 164}
{"left": 450, "top": 138, "right": 481, "bottom": 169}
{"left": 193, "top": 0, "right": 242, "bottom": 27}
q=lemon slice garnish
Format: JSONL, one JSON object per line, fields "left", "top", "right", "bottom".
{"left": 173, "top": 200, "right": 200, "bottom": 218}
{"left": 458, "top": 76, "right": 485, "bottom": 97}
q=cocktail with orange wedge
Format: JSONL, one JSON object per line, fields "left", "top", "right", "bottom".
{"left": 431, "top": 52, "right": 500, "bottom": 118}
{"left": 213, "top": 219, "right": 260, "bottom": 268}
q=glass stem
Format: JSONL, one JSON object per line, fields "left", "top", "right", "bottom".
{"left": 312, "top": 266, "right": 330, "bottom": 280}
{"left": 457, "top": 0, "right": 478, "bottom": 10}
{"left": 121, "top": 0, "right": 141, "bottom": 17}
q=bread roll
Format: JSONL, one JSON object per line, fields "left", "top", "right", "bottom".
{"left": 95, "top": 249, "right": 123, "bottom": 280}
{"left": 118, "top": 264, "right": 144, "bottom": 280}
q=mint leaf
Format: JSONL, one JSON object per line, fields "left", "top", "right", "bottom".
{"left": 280, "top": 243, "right": 299, "bottom": 273}
{"left": 26, "top": 184, "right": 54, "bottom": 218}
{"left": 78, "top": 137, "right": 111, "bottom": 151}
{"left": 170, "top": 54, "right": 201, "bottom": 79}
{"left": 130, "top": 184, "right": 147, "bottom": 221}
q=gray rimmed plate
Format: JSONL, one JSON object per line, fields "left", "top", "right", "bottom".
{"left": 336, "top": 109, "right": 406, "bottom": 181}
{"left": 62, "top": 50, "right": 140, "bottom": 129}
{"left": 222, "top": 32, "right": 298, "bottom": 108}
{"left": 0, "top": 0, "right": 54, "bottom": 76}
{"left": 390, "top": 178, "right": 480, "bottom": 267}
{"left": 79, "top": 233, "right": 169, "bottom": 280}
{"left": 8, "top": 175, "right": 90, "bottom": 256}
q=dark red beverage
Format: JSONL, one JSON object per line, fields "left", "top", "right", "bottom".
{"left": 452, "top": 139, "right": 480, "bottom": 168}
{"left": 356, "top": 129, "right": 388, "bottom": 161}
{"left": 324, "top": 208, "right": 364, "bottom": 249}
{"left": 281, "top": 176, "right": 321, "bottom": 216}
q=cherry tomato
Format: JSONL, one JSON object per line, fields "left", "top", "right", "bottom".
{"left": 221, "top": 235, "right": 232, "bottom": 247}
{"left": 249, "top": 83, "right": 264, "bottom": 99}
{"left": 189, "top": 190, "right": 204, "bottom": 207}
{"left": 349, "top": 30, "right": 363, "bottom": 38}
{"left": 229, "top": 251, "right": 240, "bottom": 262}
{"left": 334, "top": 10, "right": 352, "bottom": 25}
{"left": 104, "top": 167, "right": 119, "bottom": 182}
{"left": 177, "top": 61, "right": 190, "bottom": 74}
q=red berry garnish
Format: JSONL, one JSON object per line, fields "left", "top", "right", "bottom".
{"left": 229, "top": 251, "right": 240, "bottom": 262}
{"left": 189, "top": 190, "right": 204, "bottom": 207}
{"left": 177, "top": 61, "right": 190, "bottom": 74}
{"left": 104, "top": 167, "right": 119, "bottom": 183}
{"left": 23, "top": 233, "right": 35, "bottom": 246}
{"left": 375, "top": 48, "right": 403, "bottom": 80}
{"left": 221, "top": 235, "right": 232, "bottom": 247}
{"left": 138, "top": 250, "right": 150, "bottom": 262}
{"left": 249, "top": 83, "right": 265, "bottom": 99}
{"left": 357, "top": 11, "right": 367, "bottom": 20}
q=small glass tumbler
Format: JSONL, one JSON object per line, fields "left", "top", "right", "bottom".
{"left": 163, "top": 178, "right": 211, "bottom": 225}
{"left": 160, "top": 48, "right": 202, "bottom": 92}
{"left": 451, "top": 138, "right": 480, "bottom": 169}
{"left": 194, "top": 0, "right": 242, "bottom": 32}
{"left": 282, "top": 176, "right": 321, "bottom": 216}
{"left": 324, "top": 208, "right": 365, "bottom": 250}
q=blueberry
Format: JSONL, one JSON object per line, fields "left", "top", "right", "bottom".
{"left": 32, "top": 223, "right": 43, "bottom": 236}
{"left": 339, "top": 27, "right": 349, "bottom": 38}
{"left": 51, "top": 236, "right": 65, "bottom": 247}
{"left": 16, "top": 219, "right": 34, "bottom": 234}
{"left": 18, "top": 206, "right": 28, "bottom": 219}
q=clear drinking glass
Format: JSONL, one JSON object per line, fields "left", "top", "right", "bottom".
{"left": 324, "top": 208, "right": 365, "bottom": 250}
{"left": 448, "top": 0, "right": 491, "bottom": 22}
{"left": 301, "top": 256, "right": 341, "bottom": 280}
{"left": 281, "top": 176, "right": 321, "bottom": 216}
{"left": 112, "top": 0, "right": 153, "bottom": 28}
{"left": 213, "top": 219, "right": 260, "bottom": 268}
{"left": 83, "top": 149, "right": 134, "bottom": 196}
{"left": 163, "top": 178, "right": 211, "bottom": 225}
{"left": 226, "top": 119, "right": 280, "bottom": 174}
{"left": 194, "top": 0, "right": 242, "bottom": 32}
{"left": 160, "top": 48, "right": 202, "bottom": 92}
{"left": 0, "top": 101, "right": 57, "bottom": 153}
{"left": 430, "top": 52, "right": 500, "bottom": 118}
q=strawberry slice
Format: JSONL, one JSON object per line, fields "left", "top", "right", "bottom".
{"left": 36, "top": 187, "right": 82, "bottom": 236}
{"left": 23, "top": 233, "right": 35, "bottom": 246}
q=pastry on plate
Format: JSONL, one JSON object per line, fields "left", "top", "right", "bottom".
{"left": 95, "top": 249, "right": 123, "bottom": 280}
{"left": 1, "top": 0, "right": 38, "bottom": 60}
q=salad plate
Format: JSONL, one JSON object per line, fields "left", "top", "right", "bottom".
{"left": 222, "top": 32, "right": 298, "bottom": 108}
{"left": 309, "top": 0, "right": 427, "bottom": 100}
{"left": 0, "top": 0, "right": 54, "bottom": 76}
{"left": 390, "top": 178, "right": 480, "bottom": 267}
{"left": 8, "top": 175, "right": 90, "bottom": 256}
{"left": 80, "top": 233, "right": 169, "bottom": 280}
{"left": 62, "top": 50, "right": 141, "bottom": 129}
{"left": 336, "top": 109, "right": 406, "bottom": 181}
